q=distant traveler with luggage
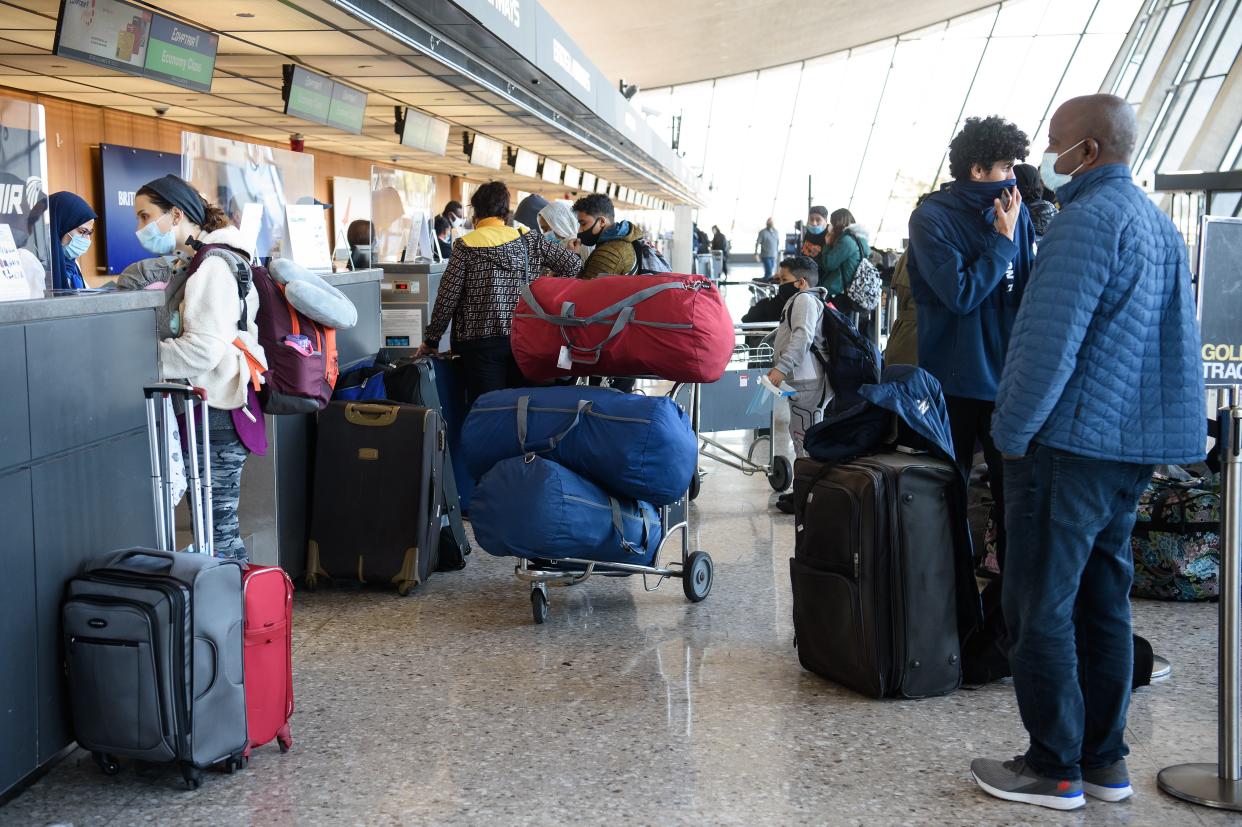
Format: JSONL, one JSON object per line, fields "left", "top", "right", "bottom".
{"left": 711, "top": 225, "right": 730, "bottom": 277}
{"left": 755, "top": 218, "right": 781, "bottom": 281}
{"left": 972, "top": 94, "right": 1206, "bottom": 812}
{"left": 766, "top": 256, "right": 831, "bottom": 514}
{"left": 815, "top": 209, "right": 871, "bottom": 309}
{"left": 418, "top": 181, "right": 583, "bottom": 404}
{"left": 132, "top": 174, "right": 268, "bottom": 561}
{"left": 908, "top": 114, "right": 1034, "bottom": 570}
{"left": 574, "top": 193, "right": 649, "bottom": 278}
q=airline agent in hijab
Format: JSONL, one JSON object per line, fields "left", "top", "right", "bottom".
{"left": 49, "top": 192, "right": 97, "bottom": 290}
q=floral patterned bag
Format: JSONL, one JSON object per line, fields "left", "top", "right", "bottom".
{"left": 1131, "top": 473, "right": 1220, "bottom": 601}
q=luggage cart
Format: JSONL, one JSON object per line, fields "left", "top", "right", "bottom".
{"left": 674, "top": 322, "right": 792, "bottom": 496}
{"left": 514, "top": 383, "right": 713, "bottom": 624}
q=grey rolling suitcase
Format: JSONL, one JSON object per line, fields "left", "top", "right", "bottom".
{"left": 62, "top": 384, "right": 248, "bottom": 788}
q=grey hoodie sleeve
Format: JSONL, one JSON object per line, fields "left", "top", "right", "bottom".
{"left": 775, "top": 291, "right": 821, "bottom": 376}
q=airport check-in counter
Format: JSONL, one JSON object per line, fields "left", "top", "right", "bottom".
{"left": 0, "top": 290, "right": 163, "bottom": 796}
{"left": 0, "top": 269, "right": 381, "bottom": 798}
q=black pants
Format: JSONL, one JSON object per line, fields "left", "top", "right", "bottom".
{"left": 946, "top": 394, "right": 1005, "bottom": 569}
{"left": 587, "top": 375, "right": 636, "bottom": 393}
{"left": 454, "top": 335, "right": 526, "bottom": 405}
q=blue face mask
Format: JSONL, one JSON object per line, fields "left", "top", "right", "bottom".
{"left": 136, "top": 214, "right": 176, "bottom": 255}
{"left": 806, "top": 224, "right": 826, "bottom": 235}
{"left": 62, "top": 233, "right": 91, "bottom": 259}
{"left": 543, "top": 230, "right": 561, "bottom": 244}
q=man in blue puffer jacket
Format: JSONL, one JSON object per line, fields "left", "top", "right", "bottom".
{"left": 971, "top": 95, "right": 1206, "bottom": 812}
{"left": 908, "top": 115, "right": 1034, "bottom": 568}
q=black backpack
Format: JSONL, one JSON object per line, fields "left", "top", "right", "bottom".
{"left": 630, "top": 239, "right": 671, "bottom": 275}
{"left": 810, "top": 300, "right": 882, "bottom": 411}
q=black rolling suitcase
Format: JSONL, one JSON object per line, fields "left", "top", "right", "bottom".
{"left": 789, "top": 451, "right": 965, "bottom": 699}
{"left": 62, "top": 384, "right": 248, "bottom": 788}
{"left": 306, "top": 401, "right": 444, "bottom": 594}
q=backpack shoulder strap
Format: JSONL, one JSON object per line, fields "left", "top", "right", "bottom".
{"left": 191, "top": 244, "right": 253, "bottom": 332}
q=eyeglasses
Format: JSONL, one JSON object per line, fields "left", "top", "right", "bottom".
{"left": 74, "top": 227, "right": 94, "bottom": 238}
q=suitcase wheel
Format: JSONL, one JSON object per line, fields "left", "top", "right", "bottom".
{"left": 278, "top": 727, "right": 293, "bottom": 754}
{"left": 682, "top": 551, "right": 713, "bottom": 603}
{"left": 688, "top": 470, "right": 701, "bottom": 501}
{"left": 181, "top": 765, "right": 202, "bottom": 790}
{"left": 396, "top": 581, "right": 413, "bottom": 597}
{"left": 768, "top": 455, "right": 792, "bottom": 492}
{"left": 93, "top": 752, "right": 119, "bottom": 776}
{"left": 531, "top": 588, "right": 548, "bottom": 624}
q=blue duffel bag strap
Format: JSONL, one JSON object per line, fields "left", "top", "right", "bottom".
{"left": 609, "top": 497, "right": 650, "bottom": 557}
{"left": 518, "top": 281, "right": 694, "bottom": 366}
{"left": 516, "top": 394, "right": 593, "bottom": 453}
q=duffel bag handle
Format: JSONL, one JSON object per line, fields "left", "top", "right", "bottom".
{"left": 516, "top": 395, "right": 592, "bottom": 453}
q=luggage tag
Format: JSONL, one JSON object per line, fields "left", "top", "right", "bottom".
{"left": 557, "top": 346, "right": 573, "bottom": 370}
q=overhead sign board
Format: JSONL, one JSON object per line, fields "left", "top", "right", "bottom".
{"left": 513, "top": 148, "right": 538, "bottom": 177}
{"left": 284, "top": 65, "right": 366, "bottom": 134}
{"left": 54, "top": 0, "right": 218, "bottom": 92}
{"left": 541, "top": 158, "right": 562, "bottom": 185}
{"left": 398, "top": 108, "right": 450, "bottom": 156}
{"left": 447, "top": 0, "right": 537, "bottom": 62}
{"left": 533, "top": 4, "right": 595, "bottom": 110}
{"left": 563, "top": 164, "right": 581, "bottom": 189}
{"left": 469, "top": 133, "right": 503, "bottom": 170}
{"left": 580, "top": 171, "right": 595, "bottom": 193}
{"left": 1199, "top": 216, "right": 1242, "bottom": 386}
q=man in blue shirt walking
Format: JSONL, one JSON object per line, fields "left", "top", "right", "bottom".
{"left": 971, "top": 94, "right": 1206, "bottom": 811}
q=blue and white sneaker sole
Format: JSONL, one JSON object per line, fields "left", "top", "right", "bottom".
{"left": 1084, "top": 781, "right": 1134, "bottom": 802}
{"left": 973, "top": 773, "right": 1086, "bottom": 811}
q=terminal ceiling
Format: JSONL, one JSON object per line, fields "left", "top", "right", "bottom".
{"left": 540, "top": 0, "right": 1006, "bottom": 88}
{"left": 0, "top": 0, "right": 685, "bottom": 203}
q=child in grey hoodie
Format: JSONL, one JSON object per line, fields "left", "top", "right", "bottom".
{"left": 768, "top": 255, "right": 833, "bottom": 461}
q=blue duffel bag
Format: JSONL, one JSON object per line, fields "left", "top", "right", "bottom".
{"left": 463, "top": 386, "right": 697, "bottom": 506}
{"left": 472, "top": 455, "right": 662, "bottom": 565}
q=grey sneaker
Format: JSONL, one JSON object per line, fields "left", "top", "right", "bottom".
{"left": 1150, "top": 655, "right": 1172, "bottom": 683}
{"left": 971, "top": 756, "right": 1085, "bottom": 811}
{"left": 1083, "top": 759, "right": 1133, "bottom": 802}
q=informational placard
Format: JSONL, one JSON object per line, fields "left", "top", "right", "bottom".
{"left": 285, "top": 204, "right": 332, "bottom": 271}
{"left": 541, "top": 158, "right": 562, "bottom": 185}
{"left": 284, "top": 65, "right": 366, "bottom": 134}
{"left": 98, "top": 144, "right": 180, "bottom": 274}
{"left": 469, "top": 133, "right": 502, "bottom": 170}
{"left": 238, "top": 203, "right": 263, "bottom": 255}
{"left": 382, "top": 307, "right": 422, "bottom": 348}
{"left": 332, "top": 176, "right": 371, "bottom": 250}
{"left": 0, "top": 224, "right": 29, "bottom": 302}
{"left": 513, "top": 148, "right": 538, "bottom": 178}
{"left": 580, "top": 171, "right": 596, "bottom": 193}
{"left": 54, "top": 0, "right": 217, "bottom": 92}
{"left": 398, "top": 108, "right": 450, "bottom": 156}
{"left": 563, "top": 164, "right": 581, "bottom": 189}
{"left": 1199, "top": 216, "right": 1242, "bottom": 386}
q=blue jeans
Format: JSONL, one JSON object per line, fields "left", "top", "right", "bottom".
{"left": 761, "top": 256, "right": 777, "bottom": 280}
{"left": 1002, "top": 444, "right": 1153, "bottom": 779}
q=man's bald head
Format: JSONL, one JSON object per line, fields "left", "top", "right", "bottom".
{"left": 1050, "top": 94, "right": 1138, "bottom": 166}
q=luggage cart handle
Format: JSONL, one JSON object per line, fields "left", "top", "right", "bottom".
{"left": 144, "top": 382, "right": 207, "bottom": 401}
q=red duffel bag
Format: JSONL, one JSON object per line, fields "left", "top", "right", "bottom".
{"left": 512, "top": 273, "right": 734, "bottom": 383}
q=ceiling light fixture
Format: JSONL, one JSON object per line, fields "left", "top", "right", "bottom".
{"left": 236, "top": 12, "right": 255, "bottom": 17}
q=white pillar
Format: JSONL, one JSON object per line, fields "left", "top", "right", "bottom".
{"left": 672, "top": 204, "right": 694, "bottom": 273}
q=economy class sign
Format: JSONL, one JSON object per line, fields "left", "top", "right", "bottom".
{"left": 1198, "top": 216, "right": 1242, "bottom": 387}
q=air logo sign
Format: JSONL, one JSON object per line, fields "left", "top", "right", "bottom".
{"left": 1197, "top": 217, "right": 1242, "bottom": 388}
{"left": 487, "top": 0, "right": 520, "bottom": 26}
{"left": 552, "top": 38, "right": 590, "bottom": 92}
{"left": 0, "top": 176, "right": 42, "bottom": 216}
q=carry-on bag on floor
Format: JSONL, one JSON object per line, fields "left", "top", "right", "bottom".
{"left": 472, "top": 455, "right": 663, "bottom": 565}
{"left": 511, "top": 273, "right": 735, "bottom": 383}
{"left": 463, "top": 385, "right": 698, "bottom": 506}
{"left": 306, "top": 401, "right": 445, "bottom": 594}
{"left": 789, "top": 452, "right": 965, "bottom": 699}
{"left": 62, "top": 384, "right": 248, "bottom": 788}
{"left": 241, "top": 564, "right": 295, "bottom": 757}
{"left": 1130, "top": 471, "right": 1220, "bottom": 600}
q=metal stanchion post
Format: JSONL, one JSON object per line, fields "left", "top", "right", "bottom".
{"left": 1158, "top": 385, "right": 1242, "bottom": 810}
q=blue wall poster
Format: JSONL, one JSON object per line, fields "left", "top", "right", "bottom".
{"left": 98, "top": 144, "right": 180, "bottom": 274}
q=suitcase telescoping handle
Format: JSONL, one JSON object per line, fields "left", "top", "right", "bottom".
{"left": 143, "top": 383, "right": 214, "bottom": 556}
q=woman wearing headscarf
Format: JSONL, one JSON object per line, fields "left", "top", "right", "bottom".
{"left": 132, "top": 173, "right": 267, "bottom": 561}
{"left": 49, "top": 192, "right": 97, "bottom": 290}
{"left": 537, "top": 201, "right": 585, "bottom": 261}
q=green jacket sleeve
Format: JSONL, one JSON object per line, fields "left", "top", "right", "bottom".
{"left": 582, "top": 239, "right": 634, "bottom": 278}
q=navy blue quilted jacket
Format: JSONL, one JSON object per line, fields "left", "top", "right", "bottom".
{"left": 991, "top": 164, "right": 1206, "bottom": 463}
{"left": 907, "top": 180, "right": 1034, "bottom": 401}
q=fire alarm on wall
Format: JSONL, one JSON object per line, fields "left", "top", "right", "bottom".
{"left": 290, "top": 133, "right": 305, "bottom": 152}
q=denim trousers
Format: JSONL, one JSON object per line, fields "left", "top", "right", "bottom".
{"left": 1002, "top": 444, "right": 1153, "bottom": 779}
{"left": 761, "top": 256, "right": 777, "bottom": 280}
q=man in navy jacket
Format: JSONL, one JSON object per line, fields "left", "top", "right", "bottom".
{"left": 971, "top": 95, "right": 1206, "bottom": 811}
{"left": 908, "top": 116, "right": 1034, "bottom": 568}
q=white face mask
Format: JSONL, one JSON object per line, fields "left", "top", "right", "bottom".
{"left": 452, "top": 216, "right": 465, "bottom": 228}
{"left": 1040, "top": 139, "right": 1087, "bottom": 191}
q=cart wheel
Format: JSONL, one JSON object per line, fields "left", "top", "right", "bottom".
{"left": 396, "top": 581, "right": 412, "bottom": 597}
{"left": 95, "top": 752, "right": 119, "bottom": 776}
{"left": 768, "top": 455, "right": 792, "bottom": 492}
{"left": 688, "top": 470, "right": 701, "bottom": 501}
{"left": 683, "top": 551, "right": 713, "bottom": 603}
{"left": 531, "top": 588, "right": 548, "bottom": 624}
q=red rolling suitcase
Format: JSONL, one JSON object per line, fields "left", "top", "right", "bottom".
{"left": 241, "top": 564, "right": 295, "bottom": 758}
{"left": 511, "top": 273, "right": 735, "bottom": 383}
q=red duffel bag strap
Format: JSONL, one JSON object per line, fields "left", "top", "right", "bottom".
{"left": 518, "top": 278, "right": 694, "bottom": 367}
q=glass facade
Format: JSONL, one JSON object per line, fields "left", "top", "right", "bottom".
{"left": 636, "top": 0, "right": 1143, "bottom": 249}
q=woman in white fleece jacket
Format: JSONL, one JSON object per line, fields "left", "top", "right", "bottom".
{"left": 133, "top": 174, "right": 267, "bottom": 560}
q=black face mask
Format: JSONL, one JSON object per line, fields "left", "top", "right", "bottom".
{"left": 577, "top": 217, "right": 603, "bottom": 246}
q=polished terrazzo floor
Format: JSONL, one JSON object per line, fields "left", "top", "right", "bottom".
{"left": 1, "top": 447, "right": 1231, "bottom": 826}
{"left": 3, "top": 275, "right": 1232, "bottom": 825}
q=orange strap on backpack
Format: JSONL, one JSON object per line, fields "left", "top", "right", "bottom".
{"left": 233, "top": 337, "right": 265, "bottom": 392}
{"left": 276, "top": 282, "right": 338, "bottom": 387}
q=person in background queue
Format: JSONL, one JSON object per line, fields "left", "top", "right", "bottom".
{"left": 133, "top": 174, "right": 267, "bottom": 562}
{"left": 907, "top": 114, "right": 1034, "bottom": 573}
{"left": 538, "top": 201, "right": 585, "bottom": 260}
{"left": 416, "top": 182, "right": 583, "bottom": 404}
{"left": 433, "top": 215, "right": 453, "bottom": 261}
{"left": 711, "top": 224, "right": 730, "bottom": 277}
{"left": 972, "top": 94, "right": 1205, "bottom": 812}
{"left": 1014, "top": 162, "right": 1059, "bottom": 242}
{"left": 49, "top": 192, "right": 96, "bottom": 290}
{"left": 346, "top": 219, "right": 374, "bottom": 270}
{"left": 573, "top": 193, "right": 650, "bottom": 278}
{"left": 755, "top": 218, "right": 781, "bottom": 281}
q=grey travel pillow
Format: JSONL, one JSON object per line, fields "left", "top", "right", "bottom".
{"left": 269, "top": 258, "right": 358, "bottom": 330}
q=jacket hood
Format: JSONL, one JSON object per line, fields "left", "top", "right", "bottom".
{"left": 198, "top": 225, "right": 253, "bottom": 257}
{"left": 845, "top": 223, "right": 870, "bottom": 244}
